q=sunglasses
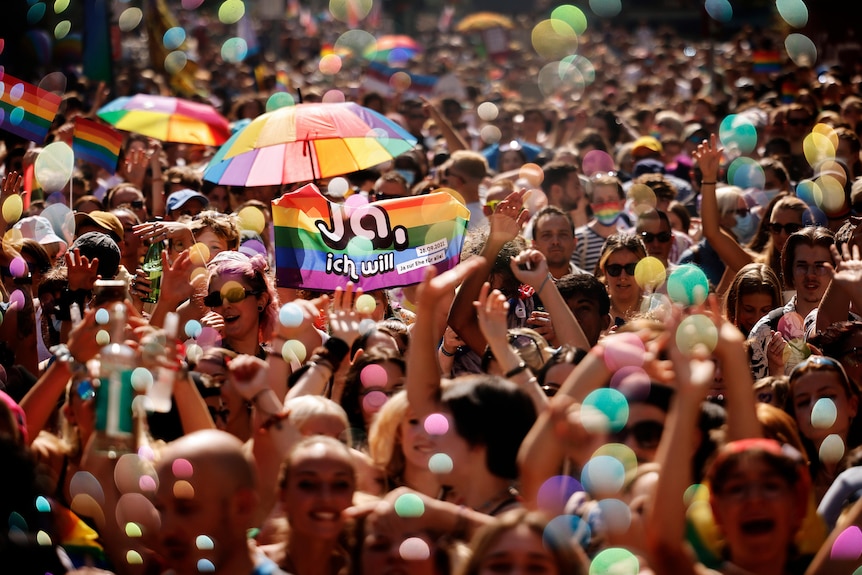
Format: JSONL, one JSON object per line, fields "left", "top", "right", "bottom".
{"left": 732, "top": 209, "right": 749, "bottom": 217}
{"left": 769, "top": 222, "right": 803, "bottom": 235}
{"left": 639, "top": 231, "right": 672, "bottom": 243}
{"left": 130, "top": 200, "right": 145, "bottom": 209}
{"left": 203, "top": 288, "right": 261, "bottom": 308}
{"left": 604, "top": 262, "right": 637, "bottom": 277}
{"left": 612, "top": 420, "right": 664, "bottom": 450}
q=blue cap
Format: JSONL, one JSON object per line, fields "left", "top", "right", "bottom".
{"left": 166, "top": 189, "right": 209, "bottom": 213}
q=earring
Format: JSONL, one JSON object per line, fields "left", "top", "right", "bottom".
{"left": 258, "top": 306, "right": 264, "bottom": 311}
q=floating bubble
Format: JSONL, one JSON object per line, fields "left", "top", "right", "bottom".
{"left": 126, "top": 550, "right": 144, "bottom": 565}
{"left": 334, "top": 29, "right": 377, "bottom": 59}
{"left": 139, "top": 475, "right": 157, "bottom": 492}
{"left": 54, "top": 0, "right": 70, "bottom": 13}
{"left": 34, "top": 142, "right": 74, "bottom": 193}
{"left": 609, "top": 366, "right": 651, "bottom": 401}
{"left": 171, "top": 458, "right": 194, "bottom": 479}
{"left": 581, "top": 150, "right": 615, "bottom": 177}
{"left": 236, "top": 206, "right": 266, "bottom": 234}
{"left": 551, "top": 5, "right": 587, "bottom": 35}
{"left": 183, "top": 0, "right": 205, "bottom": 7}
{"left": 95, "top": 329, "right": 110, "bottom": 346}
{"left": 424, "top": 413, "right": 449, "bottom": 435}
{"left": 726, "top": 157, "right": 765, "bottom": 190}
{"left": 589, "top": 0, "right": 622, "bottom": 17}
{"left": 329, "top": 0, "right": 372, "bottom": 23}
{"left": 27, "top": 2, "right": 47, "bottom": 24}
{"left": 803, "top": 132, "right": 836, "bottom": 168}
{"left": 221, "top": 37, "right": 248, "bottom": 63}
{"left": 185, "top": 342, "right": 203, "bottom": 364}
{"left": 777, "top": 312, "right": 805, "bottom": 340}
{"left": 633, "top": 256, "right": 666, "bottom": 291}
{"left": 477, "top": 102, "right": 498, "bottom": 122}
{"left": 282, "top": 339, "right": 307, "bottom": 363}
{"left": 590, "top": 547, "right": 639, "bottom": 575}
{"left": 400, "top": 537, "right": 431, "bottom": 561}
{"left": 9, "top": 107, "right": 24, "bottom": 126}
{"left": 173, "top": 480, "right": 194, "bottom": 499}
{"left": 35, "top": 530, "right": 51, "bottom": 545}
{"left": 327, "top": 177, "right": 350, "bottom": 198}
{"left": 218, "top": 0, "right": 245, "bottom": 24}
{"left": 184, "top": 319, "right": 203, "bottom": 339}
{"left": 597, "top": 498, "right": 632, "bottom": 533}
{"left": 830, "top": 525, "right": 862, "bottom": 560}
{"left": 537, "top": 475, "right": 584, "bottom": 515}
{"left": 819, "top": 434, "right": 845, "bottom": 464}
{"left": 389, "top": 71, "right": 412, "bottom": 92}
{"left": 719, "top": 114, "right": 758, "bottom": 155}
{"left": 428, "top": 453, "right": 453, "bottom": 474}
{"left": 394, "top": 493, "right": 425, "bottom": 518}
{"left": 355, "top": 293, "right": 377, "bottom": 314}
{"left": 345, "top": 193, "right": 370, "bottom": 208}
{"left": 54, "top": 20, "right": 71, "bottom": 40}
{"left": 9, "top": 256, "right": 26, "bottom": 278}
{"left": 583, "top": 388, "right": 629, "bottom": 434}
{"left": 704, "top": 0, "right": 732, "bottom": 22}
{"left": 812, "top": 123, "right": 840, "bottom": 152}
{"left": 9, "top": 82, "right": 24, "bottom": 103}
{"left": 667, "top": 264, "right": 709, "bottom": 306}
{"left": 322, "top": 89, "right": 346, "bottom": 103}
{"left": 197, "top": 559, "right": 215, "bottom": 572}
{"left": 2, "top": 194, "right": 23, "bottom": 223}
{"left": 627, "top": 184, "right": 657, "bottom": 216}
{"left": 537, "top": 60, "right": 586, "bottom": 99}
{"left": 130, "top": 368, "right": 153, "bottom": 393}
{"left": 265, "top": 92, "right": 295, "bottom": 112}
{"left": 785, "top": 33, "right": 817, "bottom": 67}
{"left": 359, "top": 318, "right": 376, "bottom": 335}
{"left": 360, "top": 363, "right": 388, "bottom": 388}
{"left": 777, "top": 0, "right": 809, "bottom": 28}
{"left": 675, "top": 314, "right": 719, "bottom": 355}
{"left": 531, "top": 19, "right": 579, "bottom": 60}
{"left": 125, "top": 522, "right": 142, "bottom": 538}
{"left": 163, "top": 27, "right": 186, "bottom": 50}
{"left": 602, "top": 332, "right": 646, "bottom": 371}
{"left": 70, "top": 494, "right": 105, "bottom": 527}
{"left": 118, "top": 8, "right": 143, "bottom": 32}
{"left": 562, "top": 54, "right": 596, "bottom": 85}
{"left": 812, "top": 398, "right": 838, "bottom": 429}
{"left": 196, "top": 535, "right": 214, "bottom": 550}
{"left": 593, "top": 443, "right": 638, "bottom": 476}
{"left": 278, "top": 302, "right": 304, "bottom": 328}
{"left": 362, "top": 390, "right": 389, "bottom": 414}
{"left": 543, "top": 514, "right": 591, "bottom": 550}
{"left": 582, "top": 455, "right": 626, "bottom": 496}
{"left": 164, "top": 51, "right": 188, "bottom": 74}
{"left": 319, "top": 54, "right": 342, "bottom": 75}
{"left": 480, "top": 124, "right": 502, "bottom": 145}
{"left": 814, "top": 175, "right": 847, "bottom": 214}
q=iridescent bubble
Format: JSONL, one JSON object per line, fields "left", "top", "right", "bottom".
{"left": 582, "top": 388, "right": 629, "bottom": 433}
{"left": 196, "top": 535, "right": 214, "bottom": 549}
{"left": 187, "top": 243, "right": 209, "bottom": 266}
{"left": 130, "top": 368, "right": 153, "bottom": 392}
{"left": 602, "top": 332, "right": 646, "bottom": 371}
{"left": 537, "top": 475, "right": 584, "bottom": 515}
{"left": 54, "top": 0, "right": 70, "bottom": 13}
{"left": 329, "top": 0, "right": 372, "bottom": 23}
{"left": 389, "top": 71, "right": 412, "bottom": 92}
{"left": 359, "top": 318, "right": 376, "bottom": 335}
{"left": 830, "top": 525, "right": 862, "bottom": 560}
{"left": 562, "top": 54, "right": 596, "bottom": 85}
{"left": 36, "top": 530, "right": 51, "bottom": 545}
{"left": 477, "top": 102, "right": 499, "bottom": 121}
{"left": 819, "top": 434, "right": 845, "bottom": 464}
{"left": 237, "top": 205, "right": 266, "bottom": 233}
{"left": 589, "top": 547, "right": 639, "bottom": 575}
{"left": 218, "top": 0, "right": 245, "bottom": 24}
{"left": 334, "top": 29, "right": 377, "bottom": 59}
{"left": 95, "top": 329, "right": 110, "bottom": 346}
{"left": 283, "top": 339, "right": 307, "bottom": 363}
{"left": 543, "top": 514, "right": 591, "bottom": 550}
{"left": 54, "top": 20, "right": 71, "bottom": 40}
{"left": 609, "top": 366, "right": 650, "bottom": 402}
{"left": 319, "top": 53, "right": 342, "bottom": 75}
{"left": 327, "top": 177, "right": 350, "bottom": 198}
{"left": 581, "top": 150, "right": 615, "bottom": 177}
{"left": 589, "top": 0, "right": 621, "bottom": 17}
{"left": 34, "top": 141, "right": 75, "bottom": 192}
{"left": 183, "top": 0, "right": 205, "bottom": 7}
{"left": 597, "top": 498, "right": 632, "bottom": 534}
{"left": 634, "top": 256, "right": 666, "bottom": 290}
{"left": 537, "top": 60, "right": 585, "bottom": 99}
{"left": 9, "top": 256, "right": 26, "bottom": 278}
{"left": 424, "top": 413, "right": 449, "bottom": 435}
{"left": 704, "top": 0, "right": 733, "bottom": 22}
{"left": 726, "top": 156, "right": 765, "bottom": 190}
{"left": 812, "top": 398, "right": 838, "bottom": 429}
{"left": 399, "top": 537, "right": 431, "bottom": 561}
{"left": 125, "top": 522, "right": 142, "bottom": 538}
{"left": 531, "top": 19, "right": 579, "bottom": 60}
{"left": 322, "top": 89, "right": 346, "bottom": 103}
{"left": 35, "top": 496, "right": 51, "bottom": 512}
{"left": 171, "top": 458, "right": 194, "bottom": 479}
{"left": 279, "top": 302, "right": 304, "bottom": 328}
{"left": 592, "top": 443, "right": 638, "bottom": 476}
{"left": 266, "top": 92, "right": 295, "bottom": 112}
{"left": 428, "top": 453, "right": 453, "bottom": 474}
{"left": 360, "top": 363, "right": 388, "bottom": 388}
{"left": 776, "top": 0, "right": 809, "bottom": 28}
{"left": 777, "top": 312, "right": 805, "bottom": 340}
{"left": 197, "top": 559, "right": 215, "bottom": 572}
{"left": 345, "top": 193, "right": 369, "bottom": 208}
{"left": 355, "top": 293, "right": 377, "bottom": 314}
{"left": 10, "top": 107, "right": 25, "bottom": 126}
{"left": 126, "top": 550, "right": 144, "bottom": 565}
{"left": 185, "top": 342, "right": 204, "bottom": 364}
{"left": 803, "top": 132, "right": 836, "bottom": 168}
{"left": 27, "top": 2, "right": 47, "bottom": 24}
{"left": 675, "top": 314, "right": 719, "bottom": 355}
{"left": 163, "top": 27, "right": 186, "bottom": 50}
{"left": 666, "top": 264, "right": 709, "bottom": 306}
{"left": 139, "top": 475, "right": 157, "bottom": 492}
{"left": 719, "top": 114, "right": 758, "bottom": 155}
{"left": 551, "top": 5, "right": 588, "bottom": 35}
{"left": 814, "top": 175, "right": 846, "bottom": 214}
{"left": 2, "top": 194, "right": 23, "bottom": 223}
{"left": 785, "top": 33, "right": 817, "bottom": 67}
{"left": 184, "top": 319, "right": 203, "bottom": 339}
{"left": 173, "top": 480, "right": 195, "bottom": 498}
{"left": 394, "top": 493, "right": 425, "bottom": 517}
{"left": 480, "top": 124, "right": 502, "bottom": 144}
{"left": 221, "top": 37, "right": 248, "bottom": 63}
{"left": 164, "top": 51, "right": 188, "bottom": 74}
{"left": 581, "top": 455, "right": 626, "bottom": 496}
{"left": 118, "top": 7, "right": 143, "bottom": 32}
{"left": 70, "top": 494, "right": 104, "bottom": 527}
{"left": 362, "top": 390, "right": 389, "bottom": 414}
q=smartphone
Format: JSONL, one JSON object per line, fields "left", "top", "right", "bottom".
{"left": 93, "top": 279, "right": 127, "bottom": 307}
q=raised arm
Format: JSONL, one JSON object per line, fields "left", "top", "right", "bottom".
{"left": 816, "top": 243, "right": 862, "bottom": 333}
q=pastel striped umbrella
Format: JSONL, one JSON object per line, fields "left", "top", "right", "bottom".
{"left": 203, "top": 102, "right": 417, "bottom": 186}
{"left": 97, "top": 94, "right": 231, "bottom": 146}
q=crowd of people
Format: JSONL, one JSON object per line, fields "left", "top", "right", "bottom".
{"left": 3, "top": 2, "right": 862, "bottom": 574}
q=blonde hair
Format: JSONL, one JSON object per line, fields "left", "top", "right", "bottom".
{"left": 366, "top": 390, "right": 409, "bottom": 484}
{"left": 284, "top": 395, "right": 352, "bottom": 445}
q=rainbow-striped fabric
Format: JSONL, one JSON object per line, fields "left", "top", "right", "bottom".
{"left": 0, "top": 74, "right": 61, "bottom": 143}
{"left": 72, "top": 117, "right": 123, "bottom": 173}
{"left": 272, "top": 184, "right": 470, "bottom": 291}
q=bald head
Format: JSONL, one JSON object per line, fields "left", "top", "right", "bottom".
{"left": 158, "top": 429, "right": 256, "bottom": 491}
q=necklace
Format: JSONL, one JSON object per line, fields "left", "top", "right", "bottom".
{"left": 475, "top": 485, "right": 520, "bottom": 516}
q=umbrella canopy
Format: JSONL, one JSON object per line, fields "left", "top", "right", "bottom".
{"left": 203, "top": 102, "right": 418, "bottom": 187}
{"left": 364, "top": 34, "right": 423, "bottom": 64}
{"left": 455, "top": 11, "right": 514, "bottom": 32}
{"left": 97, "top": 94, "right": 231, "bottom": 146}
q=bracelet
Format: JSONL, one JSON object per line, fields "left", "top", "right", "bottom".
{"left": 505, "top": 362, "right": 528, "bottom": 378}
{"left": 259, "top": 410, "right": 290, "bottom": 432}
{"left": 439, "top": 345, "right": 456, "bottom": 357}
{"left": 308, "top": 358, "right": 335, "bottom": 373}
{"left": 701, "top": 181, "right": 716, "bottom": 185}
{"left": 536, "top": 273, "right": 552, "bottom": 297}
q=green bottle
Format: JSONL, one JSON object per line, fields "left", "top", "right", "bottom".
{"left": 141, "top": 240, "right": 163, "bottom": 303}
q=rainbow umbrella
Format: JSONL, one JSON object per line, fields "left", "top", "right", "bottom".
{"left": 97, "top": 94, "right": 230, "bottom": 146}
{"left": 364, "top": 34, "right": 423, "bottom": 64}
{"left": 203, "top": 102, "right": 417, "bottom": 186}
{"left": 455, "top": 11, "right": 514, "bottom": 32}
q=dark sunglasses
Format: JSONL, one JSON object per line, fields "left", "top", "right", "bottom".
{"left": 203, "top": 288, "right": 261, "bottom": 308}
{"left": 733, "top": 209, "right": 749, "bottom": 217}
{"left": 604, "top": 262, "right": 637, "bottom": 277}
{"left": 639, "top": 231, "right": 672, "bottom": 243}
{"left": 768, "top": 222, "right": 803, "bottom": 235}
{"left": 612, "top": 420, "right": 664, "bottom": 450}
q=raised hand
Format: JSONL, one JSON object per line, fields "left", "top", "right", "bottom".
{"left": 829, "top": 242, "right": 862, "bottom": 290}
{"left": 509, "top": 248, "right": 550, "bottom": 289}
{"left": 328, "top": 282, "right": 370, "bottom": 349}
{"left": 475, "top": 282, "right": 509, "bottom": 346}
{"left": 415, "top": 256, "right": 486, "bottom": 309}
{"left": 488, "top": 188, "right": 531, "bottom": 242}
{"left": 65, "top": 247, "right": 100, "bottom": 291}
{"left": 691, "top": 133, "right": 724, "bottom": 183}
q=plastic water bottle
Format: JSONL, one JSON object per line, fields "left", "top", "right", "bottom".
{"left": 92, "top": 303, "right": 136, "bottom": 457}
{"left": 141, "top": 240, "right": 163, "bottom": 304}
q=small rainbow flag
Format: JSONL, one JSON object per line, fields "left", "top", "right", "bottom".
{"left": 0, "top": 74, "right": 61, "bottom": 144}
{"left": 272, "top": 184, "right": 470, "bottom": 291}
{"left": 72, "top": 117, "right": 124, "bottom": 173}
{"left": 752, "top": 50, "right": 782, "bottom": 74}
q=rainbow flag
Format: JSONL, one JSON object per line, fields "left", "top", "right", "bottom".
{"left": 72, "top": 117, "right": 123, "bottom": 173}
{"left": 362, "top": 62, "right": 438, "bottom": 99}
{"left": 272, "top": 184, "right": 470, "bottom": 291}
{"left": 0, "top": 74, "right": 61, "bottom": 143}
{"left": 752, "top": 50, "right": 782, "bottom": 74}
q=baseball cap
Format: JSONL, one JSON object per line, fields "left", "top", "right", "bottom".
{"left": 12, "top": 215, "right": 68, "bottom": 252}
{"left": 74, "top": 210, "right": 124, "bottom": 242}
{"left": 167, "top": 189, "right": 209, "bottom": 213}
{"left": 631, "top": 136, "right": 663, "bottom": 157}
{"left": 70, "top": 231, "right": 121, "bottom": 279}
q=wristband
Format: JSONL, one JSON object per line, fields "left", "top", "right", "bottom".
{"left": 439, "top": 345, "right": 456, "bottom": 357}
{"left": 701, "top": 181, "right": 716, "bottom": 185}
{"left": 536, "top": 273, "right": 552, "bottom": 297}
{"left": 505, "top": 362, "right": 528, "bottom": 378}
